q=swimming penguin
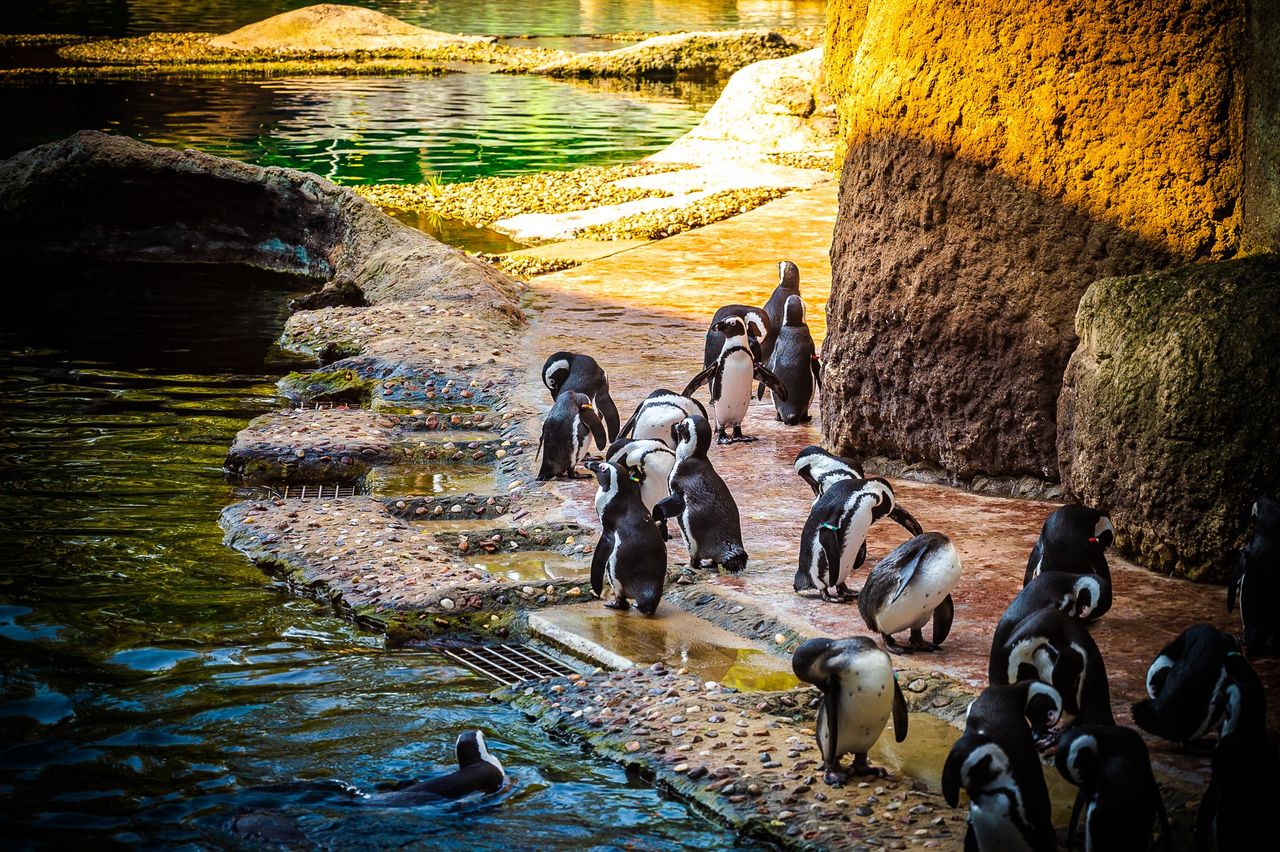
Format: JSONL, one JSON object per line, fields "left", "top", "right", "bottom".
{"left": 376, "top": 730, "right": 505, "bottom": 801}
{"left": 1055, "top": 724, "right": 1170, "bottom": 852}
{"left": 1001, "top": 607, "right": 1115, "bottom": 732}
{"left": 760, "top": 260, "right": 801, "bottom": 364}
{"left": 943, "top": 683, "right": 1058, "bottom": 852}
{"left": 703, "top": 304, "right": 769, "bottom": 368}
{"left": 1131, "top": 623, "right": 1239, "bottom": 746}
{"left": 536, "top": 390, "right": 605, "bottom": 480}
{"left": 795, "top": 445, "right": 864, "bottom": 496}
{"left": 989, "top": 571, "right": 1112, "bottom": 684}
{"left": 1197, "top": 652, "right": 1280, "bottom": 851}
{"left": 653, "top": 415, "right": 748, "bottom": 573}
{"left": 795, "top": 477, "right": 916, "bottom": 602}
{"left": 791, "top": 636, "right": 908, "bottom": 785}
{"left": 1229, "top": 495, "right": 1280, "bottom": 657}
{"left": 761, "top": 294, "right": 820, "bottom": 425}
{"left": 605, "top": 437, "right": 676, "bottom": 539}
{"left": 1023, "top": 504, "right": 1114, "bottom": 588}
{"left": 857, "top": 532, "right": 962, "bottom": 654}
{"left": 587, "top": 461, "right": 666, "bottom": 614}
{"left": 616, "top": 389, "right": 708, "bottom": 447}
{"left": 541, "top": 351, "right": 621, "bottom": 441}
{"left": 683, "top": 316, "right": 787, "bottom": 444}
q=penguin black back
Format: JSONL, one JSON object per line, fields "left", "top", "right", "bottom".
{"left": 1023, "top": 503, "right": 1114, "bottom": 586}
{"left": 765, "top": 294, "right": 821, "bottom": 425}
{"left": 1055, "top": 724, "right": 1169, "bottom": 852}
{"left": 588, "top": 461, "right": 666, "bottom": 614}
{"left": 381, "top": 730, "right": 505, "bottom": 800}
{"left": 541, "top": 351, "right": 621, "bottom": 441}
{"left": 1002, "top": 607, "right": 1114, "bottom": 728}
{"left": 989, "top": 571, "right": 1112, "bottom": 684}
{"left": 1229, "top": 494, "right": 1280, "bottom": 656}
{"left": 654, "top": 415, "right": 747, "bottom": 572}
{"left": 760, "top": 260, "right": 801, "bottom": 363}
{"left": 1131, "top": 622, "right": 1239, "bottom": 745}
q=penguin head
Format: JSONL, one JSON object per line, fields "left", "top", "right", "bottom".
{"left": 1252, "top": 495, "right": 1280, "bottom": 536}
{"left": 1070, "top": 575, "right": 1108, "bottom": 619}
{"left": 673, "top": 415, "right": 712, "bottom": 460}
{"left": 1055, "top": 728, "right": 1099, "bottom": 786}
{"left": 455, "top": 730, "right": 504, "bottom": 774}
{"left": 713, "top": 316, "right": 748, "bottom": 339}
{"left": 866, "top": 477, "right": 897, "bottom": 519}
{"left": 1089, "top": 512, "right": 1114, "bottom": 550}
{"left": 782, "top": 294, "right": 805, "bottom": 327}
{"left": 778, "top": 260, "right": 800, "bottom": 290}
{"left": 542, "top": 352, "right": 572, "bottom": 396}
{"left": 567, "top": 391, "right": 593, "bottom": 411}
{"left": 1222, "top": 651, "right": 1266, "bottom": 738}
{"left": 1023, "top": 682, "right": 1064, "bottom": 737}
{"left": 744, "top": 311, "right": 768, "bottom": 342}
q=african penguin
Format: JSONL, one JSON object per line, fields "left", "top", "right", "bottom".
{"left": 761, "top": 294, "right": 821, "bottom": 425}
{"left": 703, "top": 304, "right": 770, "bottom": 368}
{"left": 541, "top": 351, "right": 621, "bottom": 441}
{"left": 536, "top": 390, "right": 605, "bottom": 480}
{"left": 1001, "top": 607, "right": 1115, "bottom": 732}
{"left": 375, "top": 730, "right": 505, "bottom": 801}
{"left": 1131, "top": 623, "right": 1239, "bottom": 746}
{"left": 989, "top": 571, "right": 1112, "bottom": 684}
{"left": 587, "top": 461, "right": 666, "bottom": 615}
{"left": 1055, "top": 724, "right": 1169, "bottom": 852}
{"left": 964, "top": 681, "right": 1065, "bottom": 749}
{"left": 1229, "top": 495, "right": 1280, "bottom": 657}
{"left": 684, "top": 315, "right": 787, "bottom": 444}
{"left": 795, "top": 477, "right": 912, "bottom": 602}
{"left": 605, "top": 437, "right": 676, "bottom": 539}
{"left": 1023, "top": 503, "right": 1115, "bottom": 589}
{"left": 858, "top": 532, "right": 961, "bottom": 654}
{"left": 760, "top": 260, "right": 801, "bottom": 364}
{"left": 616, "top": 389, "right": 708, "bottom": 447}
{"left": 795, "top": 445, "right": 864, "bottom": 496}
{"left": 653, "top": 415, "right": 748, "bottom": 573}
{"left": 791, "top": 636, "right": 907, "bottom": 785}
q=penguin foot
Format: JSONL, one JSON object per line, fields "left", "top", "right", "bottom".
{"left": 908, "top": 631, "right": 939, "bottom": 652}
{"left": 851, "top": 755, "right": 889, "bottom": 778}
{"left": 883, "top": 635, "right": 915, "bottom": 655}
{"left": 603, "top": 596, "right": 631, "bottom": 611}
{"left": 568, "top": 469, "right": 593, "bottom": 479}
{"left": 820, "top": 589, "right": 857, "bottom": 603}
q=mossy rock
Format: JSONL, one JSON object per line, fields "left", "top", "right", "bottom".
{"left": 278, "top": 368, "right": 376, "bottom": 406}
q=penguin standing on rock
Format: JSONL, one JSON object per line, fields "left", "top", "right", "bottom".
{"left": 541, "top": 351, "right": 621, "bottom": 441}
{"left": 1055, "top": 724, "right": 1170, "bottom": 852}
{"left": 989, "top": 571, "right": 1112, "bottom": 684}
{"left": 1229, "top": 494, "right": 1280, "bottom": 656}
{"left": 653, "top": 416, "right": 748, "bottom": 572}
{"left": 684, "top": 316, "right": 787, "bottom": 444}
{"left": 858, "top": 532, "right": 961, "bottom": 653}
{"left": 791, "top": 636, "right": 907, "bottom": 785}
{"left": 1001, "top": 607, "right": 1115, "bottom": 732}
{"left": 1024, "top": 503, "right": 1114, "bottom": 589}
{"left": 761, "top": 294, "right": 820, "bottom": 425}
{"left": 536, "top": 391, "right": 605, "bottom": 480}
{"left": 1131, "top": 623, "right": 1239, "bottom": 746}
{"left": 616, "top": 389, "right": 707, "bottom": 447}
{"left": 760, "top": 260, "right": 802, "bottom": 363}
{"left": 586, "top": 460, "right": 666, "bottom": 615}
{"left": 703, "top": 305, "right": 769, "bottom": 368}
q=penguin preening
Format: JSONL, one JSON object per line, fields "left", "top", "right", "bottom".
{"left": 605, "top": 437, "right": 676, "bottom": 538}
{"left": 1229, "top": 495, "right": 1280, "bottom": 657}
{"left": 703, "top": 304, "right": 769, "bottom": 369}
{"left": 791, "top": 636, "right": 907, "bottom": 785}
{"left": 653, "top": 415, "right": 748, "bottom": 573}
{"left": 536, "top": 390, "right": 605, "bottom": 480}
{"left": 761, "top": 294, "right": 820, "bottom": 425}
{"left": 857, "top": 532, "right": 961, "bottom": 654}
{"left": 1024, "top": 504, "right": 1114, "bottom": 589}
{"left": 989, "top": 571, "right": 1112, "bottom": 684}
{"left": 541, "top": 351, "right": 621, "bottom": 441}
{"left": 964, "top": 681, "right": 1065, "bottom": 748}
{"left": 683, "top": 316, "right": 787, "bottom": 444}
{"left": 1131, "top": 623, "right": 1239, "bottom": 746}
{"left": 375, "top": 731, "right": 505, "bottom": 801}
{"left": 587, "top": 460, "right": 666, "bottom": 615}
{"left": 1000, "top": 607, "right": 1115, "bottom": 733}
{"left": 1055, "top": 724, "right": 1170, "bottom": 852}
{"left": 617, "top": 389, "right": 708, "bottom": 447}
{"left": 760, "top": 260, "right": 801, "bottom": 364}
{"left": 795, "top": 445, "right": 864, "bottom": 497}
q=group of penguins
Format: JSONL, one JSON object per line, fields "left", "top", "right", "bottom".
{"left": 528, "top": 261, "right": 1279, "bottom": 850}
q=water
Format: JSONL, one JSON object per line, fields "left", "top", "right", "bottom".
{"left": 0, "top": 260, "right": 755, "bottom": 847}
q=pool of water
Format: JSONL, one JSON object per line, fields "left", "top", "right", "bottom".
{"left": 0, "top": 259, "right": 758, "bottom": 847}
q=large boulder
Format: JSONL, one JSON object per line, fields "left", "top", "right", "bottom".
{"left": 1058, "top": 255, "right": 1280, "bottom": 581}
{"left": 821, "top": 0, "right": 1280, "bottom": 479}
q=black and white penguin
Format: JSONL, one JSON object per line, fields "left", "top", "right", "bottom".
{"left": 536, "top": 390, "right": 605, "bottom": 480}
{"left": 795, "top": 477, "right": 913, "bottom": 602}
{"left": 760, "top": 260, "right": 801, "bottom": 364}
{"left": 1131, "top": 623, "right": 1239, "bottom": 746}
{"left": 703, "top": 304, "right": 769, "bottom": 368}
{"left": 1023, "top": 503, "right": 1115, "bottom": 587}
{"left": 653, "top": 415, "right": 748, "bottom": 572}
{"left": 1197, "top": 652, "right": 1280, "bottom": 851}
{"left": 989, "top": 571, "right": 1112, "bottom": 684}
{"left": 1055, "top": 724, "right": 1170, "bottom": 852}
{"left": 857, "top": 532, "right": 962, "bottom": 654}
{"left": 761, "top": 294, "right": 821, "bottom": 425}
{"left": 683, "top": 316, "right": 787, "bottom": 444}
{"left": 616, "top": 389, "right": 708, "bottom": 447}
{"left": 1229, "top": 495, "right": 1280, "bottom": 657}
{"left": 1001, "top": 607, "right": 1115, "bottom": 731}
{"left": 943, "top": 682, "right": 1058, "bottom": 852}
{"left": 541, "top": 351, "right": 621, "bottom": 441}
{"left": 605, "top": 437, "right": 676, "bottom": 539}
{"left": 587, "top": 461, "right": 666, "bottom": 614}
{"left": 794, "top": 445, "right": 864, "bottom": 496}
{"left": 375, "top": 730, "right": 505, "bottom": 801}
{"left": 791, "top": 636, "right": 907, "bottom": 785}
{"left": 964, "top": 681, "right": 1065, "bottom": 749}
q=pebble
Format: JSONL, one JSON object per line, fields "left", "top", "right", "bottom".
{"left": 439, "top": 598, "right": 455, "bottom": 610}
{"left": 625, "top": 741, "right": 641, "bottom": 753}
{"left": 907, "top": 679, "right": 927, "bottom": 693}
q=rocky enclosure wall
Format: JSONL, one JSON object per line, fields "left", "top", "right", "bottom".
{"left": 821, "top": 0, "right": 1278, "bottom": 480}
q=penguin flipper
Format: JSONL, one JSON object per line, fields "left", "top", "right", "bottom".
{"left": 941, "top": 738, "right": 965, "bottom": 807}
{"left": 590, "top": 537, "right": 608, "bottom": 598}
{"left": 1227, "top": 553, "right": 1244, "bottom": 613}
{"left": 823, "top": 677, "right": 841, "bottom": 770}
{"left": 581, "top": 405, "right": 607, "bottom": 451}
{"left": 817, "top": 523, "right": 841, "bottom": 589}
{"left": 933, "top": 594, "right": 955, "bottom": 646}
{"left": 682, "top": 365, "right": 716, "bottom": 398}
{"left": 888, "top": 503, "right": 924, "bottom": 536}
{"left": 756, "top": 380, "right": 767, "bottom": 400}
{"left": 595, "top": 389, "right": 621, "bottom": 442}
{"left": 652, "top": 493, "right": 684, "bottom": 524}
{"left": 810, "top": 354, "right": 822, "bottom": 389}
{"left": 753, "top": 363, "right": 789, "bottom": 401}
{"left": 891, "top": 675, "right": 908, "bottom": 743}
{"left": 1066, "top": 788, "right": 1084, "bottom": 852}
{"left": 1024, "top": 538, "right": 1044, "bottom": 586}
{"left": 618, "top": 404, "right": 641, "bottom": 440}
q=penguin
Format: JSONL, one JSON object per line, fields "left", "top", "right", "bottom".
{"left": 652, "top": 415, "right": 748, "bottom": 572}
{"left": 857, "top": 532, "right": 962, "bottom": 654}
{"left": 616, "top": 389, "right": 708, "bottom": 447}
{"left": 791, "top": 636, "right": 908, "bottom": 785}
{"left": 964, "top": 681, "right": 1066, "bottom": 750}
{"left": 795, "top": 477, "right": 915, "bottom": 602}
{"left": 1023, "top": 503, "right": 1115, "bottom": 587}
{"left": 683, "top": 316, "right": 787, "bottom": 444}
{"left": 1131, "top": 623, "right": 1239, "bottom": 746}
{"left": 536, "top": 390, "right": 605, "bottom": 480}
{"left": 1229, "top": 495, "right": 1280, "bottom": 657}
{"left": 1197, "top": 652, "right": 1280, "bottom": 852}
{"left": 605, "top": 437, "right": 676, "bottom": 539}
{"left": 943, "top": 683, "right": 1059, "bottom": 852}
{"left": 1055, "top": 724, "right": 1170, "bottom": 852}
{"left": 989, "top": 571, "right": 1113, "bottom": 684}
{"left": 1001, "top": 607, "right": 1115, "bottom": 731}
{"left": 703, "top": 304, "right": 769, "bottom": 368}
{"left": 795, "top": 445, "right": 864, "bottom": 496}
{"left": 587, "top": 461, "right": 666, "bottom": 614}
{"left": 541, "top": 351, "right": 621, "bottom": 441}
{"left": 760, "top": 294, "right": 821, "bottom": 425}
{"left": 375, "top": 731, "right": 505, "bottom": 800}
{"left": 760, "top": 259, "right": 801, "bottom": 364}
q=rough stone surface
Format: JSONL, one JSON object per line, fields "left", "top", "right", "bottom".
{"left": 532, "top": 29, "right": 810, "bottom": 80}
{"left": 820, "top": 0, "right": 1278, "bottom": 479}
{"left": 207, "top": 4, "right": 493, "bottom": 51}
{"left": 1058, "top": 254, "right": 1280, "bottom": 581}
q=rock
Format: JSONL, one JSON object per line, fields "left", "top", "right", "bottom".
{"left": 1058, "top": 255, "right": 1280, "bottom": 580}
{"left": 906, "top": 679, "right": 927, "bottom": 693}
{"left": 208, "top": 4, "right": 494, "bottom": 52}
{"left": 820, "top": 0, "right": 1278, "bottom": 478}
{"left": 625, "top": 741, "right": 642, "bottom": 753}
{"left": 533, "top": 29, "right": 809, "bottom": 81}
{"left": 439, "top": 597, "right": 454, "bottom": 610}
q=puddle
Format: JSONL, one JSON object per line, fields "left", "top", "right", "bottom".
{"left": 388, "top": 209, "right": 528, "bottom": 255}
{"left": 373, "top": 400, "right": 490, "bottom": 416}
{"left": 464, "top": 551, "right": 588, "bottom": 582}
{"left": 365, "top": 464, "right": 497, "bottom": 497}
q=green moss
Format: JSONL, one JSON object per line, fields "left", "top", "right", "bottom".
{"left": 278, "top": 368, "right": 376, "bottom": 406}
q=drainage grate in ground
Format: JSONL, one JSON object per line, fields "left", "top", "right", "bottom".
{"left": 266, "top": 483, "right": 360, "bottom": 500}
{"left": 440, "top": 643, "right": 580, "bottom": 686}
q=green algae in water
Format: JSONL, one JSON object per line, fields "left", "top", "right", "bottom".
{"left": 366, "top": 464, "right": 499, "bottom": 497}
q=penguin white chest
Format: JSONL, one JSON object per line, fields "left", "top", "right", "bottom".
{"left": 970, "top": 796, "right": 1036, "bottom": 852}
{"left": 714, "top": 352, "right": 754, "bottom": 428}
{"left": 817, "top": 652, "right": 895, "bottom": 756}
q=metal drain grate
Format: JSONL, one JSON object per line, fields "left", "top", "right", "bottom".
{"left": 267, "top": 483, "right": 359, "bottom": 500}
{"left": 441, "top": 643, "right": 579, "bottom": 686}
